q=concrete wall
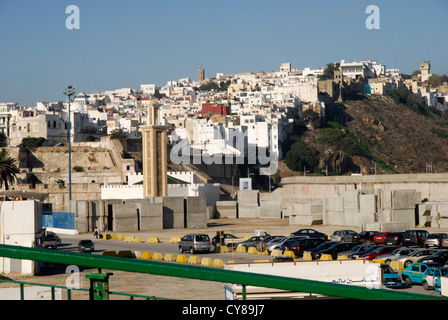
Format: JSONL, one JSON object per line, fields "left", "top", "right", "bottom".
{"left": 216, "top": 201, "right": 237, "bottom": 218}
{"left": 0, "top": 200, "right": 44, "bottom": 275}
{"left": 73, "top": 196, "right": 207, "bottom": 232}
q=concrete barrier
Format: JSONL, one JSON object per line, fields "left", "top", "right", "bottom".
{"left": 258, "top": 250, "right": 269, "bottom": 256}
{"left": 102, "top": 251, "right": 117, "bottom": 256}
{"left": 283, "top": 251, "right": 295, "bottom": 258}
{"left": 141, "top": 252, "right": 153, "bottom": 260}
{"left": 176, "top": 255, "right": 188, "bottom": 263}
{"left": 164, "top": 253, "right": 176, "bottom": 262}
{"left": 227, "top": 260, "right": 235, "bottom": 264}
{"left": 390, "top": 260, "right": 404, "bottom": 271}
{"left": 147, "top": 237, "right": 160, "bottom": 244}
{"left": 117, "top": 250, "right": 135, "bottom": 258}
{"left": 218, "top": 246, "right": 229, "bottom": 253}
{"left": 254, "top": 260, "right": 270, "bottom": 263}
{"left": 303, "top": 252, "right": 312, "bottom": 261}
{"left": 213, "top": 259, "right": 224, "bottom": 268}
{"left": 236, "top": 246, "right": 246, "bottom": 253}
{"left": 373, "top": 259, "right": 385, "bottom": 264}
{"left": 247, "top": 247, "right": 258, "bottom": 254}
{"left": 320, "top": 254, "right": 333, "bottom": 261}
{"left": 188, "top": 256, "right": 201, "bottom": 265}
{"left": 152, "top": 252, "right": 163, "bottom": 260}
{"left": 169, "top": 237, "right": 181, "bottom": 243}
{"left": 134, "top": 251, "right": 142, "bottom": 259}
{"left": 117, "top": 234, "right": 125, "bottom": 240}
{"left": 124, "top": 235, "right": 134, "bottom": 243}
{"left": 134, "top": 237, "right": 142, "bottom": 243}
{"left": 201, "top": 257, "right": 213, "bottom": 267}
{"left": 102, "top": 234, "right": 112, "bottom": 240}
{"left": 337, "top": 255, "right": 349, "bottom": 260}
{"left": 111, "top": 234, "right": 117, "bottom": 240}
{"left": 270, "top": 249, "right": 283, "bottom": 257}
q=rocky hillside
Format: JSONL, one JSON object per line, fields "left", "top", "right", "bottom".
{"left": 279, "top": 95, "right": 448, "bottom": 178}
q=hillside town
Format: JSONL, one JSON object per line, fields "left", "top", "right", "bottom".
{"left": 0, "top": 59, "right": 448, "bottom": 211}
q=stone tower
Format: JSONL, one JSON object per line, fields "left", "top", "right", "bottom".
{"left": 142, "top": 100, "right": 168, "bottom": 197}
{"left": 197, "top": 68, "right": 205, "bottom": 82}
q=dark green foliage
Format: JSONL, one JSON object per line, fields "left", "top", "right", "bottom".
{"left": 316, "top": 128, "right": 364, "bottom": 157}
{"left": 284, "top": 140, "right": 319, "bottom": 172}
{"left": 22, "top": 137, "right": 46, "bottom": 149}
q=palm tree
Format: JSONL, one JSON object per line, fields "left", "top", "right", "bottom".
{"left": 0, "top": 149, "right": 20, "bottom": 190}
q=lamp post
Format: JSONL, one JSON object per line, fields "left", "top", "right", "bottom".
{"left": 63, "top": 85, "right": 75, "bottom": 202}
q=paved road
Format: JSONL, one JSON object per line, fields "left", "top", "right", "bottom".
{"left": 7, "top": 218, "right": 447, "bottom": 300}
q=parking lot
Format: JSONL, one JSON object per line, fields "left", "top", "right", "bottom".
{"left": 24, "top": 218, "right": 448, "bottom": 299}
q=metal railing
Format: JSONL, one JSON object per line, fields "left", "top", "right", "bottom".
{"left": 0, "top": 244, "right": 446, "bottom": 300}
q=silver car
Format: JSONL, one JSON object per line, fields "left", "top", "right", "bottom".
{"left": 331, "top": 230, "right": 360, "bottom": 243}
{"left": 396, "top": 248, "right": 441, "bottom": 268}
{"left": 377, "top": 248, "right": 418, "bottom": 264}
{"left": 179, "top": 233, "right": 211, "bottom": 254}
{"left": 424, "top": 233, "right": 448, "bottom": 248}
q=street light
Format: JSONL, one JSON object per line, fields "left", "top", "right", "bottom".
{"left": 63, "top": 85, "right": 75, "bottom": 202}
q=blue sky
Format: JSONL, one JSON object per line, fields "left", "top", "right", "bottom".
{"left": 0, "top": 0, "right": 447, "bottom": 106}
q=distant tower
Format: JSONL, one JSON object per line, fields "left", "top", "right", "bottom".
{"left": 420, "top": 60, "right": 431, "bottom": 82}
{"left": 198, "top": 68, "right": 205, "bottom": 82}
{"left": 142, "top": 100, "right": 169, "bottom": 197}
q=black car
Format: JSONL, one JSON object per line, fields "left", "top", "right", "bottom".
{"left": 349, "top": 245, "right": 382, "bottom": 259}
{"left": 403, "top": 229, "right": 430, "bottom": 247}
{"left": 78, "top": 240, "right": 95, "bottom": 253}
{"left": 290, "top": 238, "right": 326, "bottom": 257}
{"left": 290, "top": 228, "right": 328, "bottom": 241}
{"left": 385, "top": 232, "right": 405, "bottom": 246}
{"left": 314, "top": 242, "right": 357, "bottom": 260}
{"left": 358, "top": 231, "right": 378, "bottom": 244}
{"left": 418, "top": 250, "right": 448, "bottom": 265}
{"left": 305, "top": 241, "right": 338, "bottom": 259}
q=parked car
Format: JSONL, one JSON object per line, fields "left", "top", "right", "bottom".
{"left": 349, "top": 245, "right": 382, "bottom": 259}
{"left": 403, "top": 229, "right": 430, "bottom": 247}
{"left": 360, "top": 246, "right": 399, "bottom": 260}
{"left": 373, "top": 232, "right": 390, "bottom": 245}
{"left": 179, "top": 233, "right": 211, "bottom": 254}
{"left": 401, "top": 262, "right": 443, "bottom": 286}
{"left": 357, "top": 231, "right": 378, "bottom": 244}
{"left": 290, "top": 228, "right": 328, "bottom": 241}
{"left": 236, "top": 236, "right": 269, "bottom": 250}
{"left": 418, "top": 250, "right": 448, "bottom": 265}
{"left": 330, "top": 230, "right": 360, "bottom": 243}
{"left": 211, "top": 233, "right": 243, "bottom": 247}
{"left": 435, "top": 268, "right": 448, "bottom": 293}
{"left": 46, "top": 231, "right": 62, "bottom": 246}
{"left": 397, "top": 249, "right": 441, "bottom": 268}
{"left": 280, "top": 238, "right": 305, "bottom": 252}
{"left": 313, "top": 242, "right": 357, "bottom": 260}
{"left": 42, "top": 234, "right": 59, "bottom": 249}
{"left": 337, "top": 244, "right": 372, "bottom": 259}
{"left": 78, "top": 239, "right": 95, "bottom": 253}
{"left": 290, "top": 238, "right": 326, "bottom": 257}
{"left": 381, "top": 264, "right": 403, "bottom": 288}
{"left": 266, "top": 236, "right": 301, "bottom": 252}
{"left": 424, "top": 233, "right": 448, "bottom": 248}
{"left": 305, "top": 241, "right": 338, "bottom": 260}
{"left": 378, "top": 248, "right": 418, "bottom": 264}
{"left": 423, "top": 267, "right": 448, "bottom": 291}
{"left": 385, "top": 232, "right": 405, "bottom": 246}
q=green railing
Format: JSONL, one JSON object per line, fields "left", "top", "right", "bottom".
{"left": 0, "top": 244, "right": 446, "bottom": 300}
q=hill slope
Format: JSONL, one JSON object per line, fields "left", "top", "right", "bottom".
{"left": 281, "top": 95, "right": 448, "bottom": 177}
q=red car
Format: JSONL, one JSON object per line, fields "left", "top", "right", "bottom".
{"left": 373, "top": 232, "right": 391, "bottom": 244}
{"left": 360, "top": 246, "right": 399, "bottom": 260}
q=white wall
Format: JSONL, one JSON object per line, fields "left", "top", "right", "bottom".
{"left": 0, "top": 200, "right": 43, "bottom": 275}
